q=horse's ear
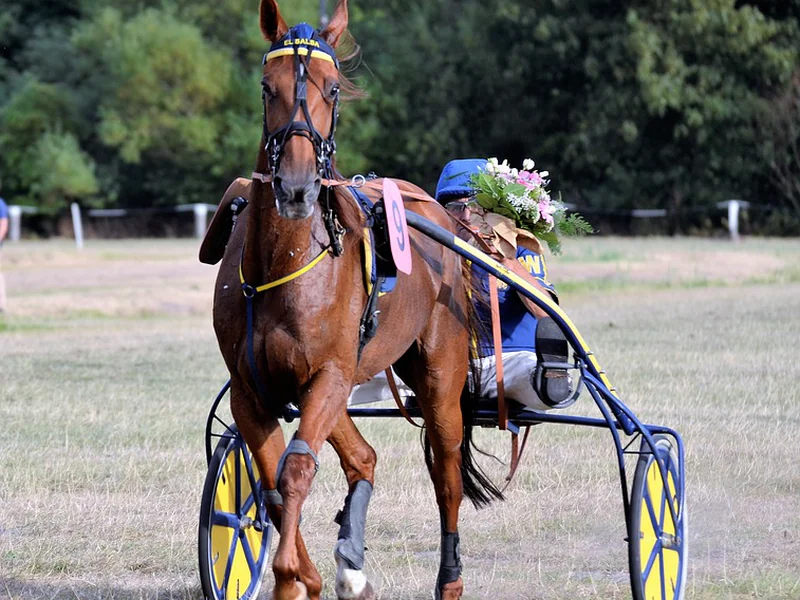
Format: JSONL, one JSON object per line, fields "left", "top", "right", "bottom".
{"left": 321, "top": 0, "right": 348, "bottom": 48}
{"left": 259, "top": 0, "right": 289, "bottom": 42}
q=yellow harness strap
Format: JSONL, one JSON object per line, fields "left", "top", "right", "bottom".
{"left": 239, "top": 245, "right": 331, "bottom": 293}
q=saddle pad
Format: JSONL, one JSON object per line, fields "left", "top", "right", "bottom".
{"left": 349, "top": 186, "right": 397, "bottom": 296}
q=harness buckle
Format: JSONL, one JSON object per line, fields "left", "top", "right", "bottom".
{"left": 242, "top": 284, "right": 256, "bottom": 298}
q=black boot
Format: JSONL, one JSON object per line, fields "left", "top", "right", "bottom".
{"left": 533, "top": 317, "right": 573, "bottom": 407}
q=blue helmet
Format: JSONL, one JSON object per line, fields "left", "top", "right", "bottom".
{"left": 434, "top": 158, "right": 488, "bottom": 203}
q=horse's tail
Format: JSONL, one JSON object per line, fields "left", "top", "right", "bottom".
{"left": 423, "top": 260, "right": 505, "bottom": 509}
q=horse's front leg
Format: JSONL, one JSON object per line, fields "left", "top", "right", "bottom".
{"left": 230, "top": 383, "right": 323, "bottom": 600}
{"left": 328, "top": 414, "right": 378, "bottom": 600}
{"left": 272, "top": 365, "right": 353, "bottom": 600}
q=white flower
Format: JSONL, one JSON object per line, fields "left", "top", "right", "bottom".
{"left": 507, "top": 193, "right": 527, "bottom": 210}
{"left": 485, "top": 157, "right": 499, "bottom": 174}
{"left": 495, "top": 159, "right": 511, "bottom": 175}
{"left": 523, "top": 158, "right": 535, "bottom": 171}
{"left": 510, "top": 168, "right": 519, "bottom": 179}
{"left": 539, "top": 170, "right": 549, "bottom": 178}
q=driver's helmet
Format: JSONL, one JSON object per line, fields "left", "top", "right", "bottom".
{"left": 434, "top": 158, "right": 487, "bottom": 204}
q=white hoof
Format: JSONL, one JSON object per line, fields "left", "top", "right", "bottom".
{"left": 334, "top": 555, "right": 368, "bottom": 599}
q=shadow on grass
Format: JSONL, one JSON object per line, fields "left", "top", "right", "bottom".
{"left": 2, "top": 580, "right": 202, "bottom": 600}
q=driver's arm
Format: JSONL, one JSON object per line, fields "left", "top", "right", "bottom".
{"left": 500, "top": 255, "right": 555, "bottom": 320}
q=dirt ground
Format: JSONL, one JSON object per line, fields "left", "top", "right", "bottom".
{"left": 1, "top": 236, "right": 799, "bottom": 600}
{"left": 2, "top": 236, "right": 797, "bottom": 320}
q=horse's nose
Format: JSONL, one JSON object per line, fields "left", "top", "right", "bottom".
{"left": 273, "top": 174, "right": 321, "bottom": 218}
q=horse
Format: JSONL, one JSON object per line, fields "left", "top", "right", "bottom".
{"left": 206, "top": 2, "right": 502, "bottom": 598}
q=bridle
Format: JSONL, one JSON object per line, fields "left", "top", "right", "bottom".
{"left": 261, "top": 24, "right": 340, "bottom": 183}
{"left": 259, "top": 23, "right": 345, "bottom": 255}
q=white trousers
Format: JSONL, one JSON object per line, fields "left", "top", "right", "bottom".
{"left": 348, "top": 351, "right": 550, "bottom": 412}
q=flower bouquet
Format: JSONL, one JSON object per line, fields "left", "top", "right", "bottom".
{"left": 468, "top": 158, "right": 592, "bottom": 255}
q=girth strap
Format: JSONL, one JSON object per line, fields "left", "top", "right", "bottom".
{"left": 357, "top": 275, "right": 383, "bottom": 361}
{"left": 245, "top": 294, "right": 270, "bottom": 402}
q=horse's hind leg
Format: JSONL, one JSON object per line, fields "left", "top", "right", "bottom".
{"left": 327, "top": 414, "right": 378, "bottom": 600}
{"left": 396, "top": 352, "right": 469, "bottom": 600}
{"left": 230, "top": 385, "right": 323, "bottom": 600}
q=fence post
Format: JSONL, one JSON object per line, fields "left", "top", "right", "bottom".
{"left": 718, "top": 200, "right": 750, "bottom": 241}
{"left": 70, "top": 202, "right": 84, "bottom": 250}
{"left": 8, "top": 206, "right": 22, "bottom": 242}
{"left": 193, "top": 203, "right": 209, "bottom": 239}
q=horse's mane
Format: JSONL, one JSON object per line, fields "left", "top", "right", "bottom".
{"left": 335, "top": 29, "right": 366, "bottom": 101}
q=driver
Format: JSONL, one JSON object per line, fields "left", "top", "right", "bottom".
{"left": 349, "top": 159, "right": 573, "bottom": 410}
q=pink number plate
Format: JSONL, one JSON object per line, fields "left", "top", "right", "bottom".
{"left": 383, "top": 178, "right": 413, "bottom": 275}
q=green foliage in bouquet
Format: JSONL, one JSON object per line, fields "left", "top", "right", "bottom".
{"left": 470, "top": 158, "right": 593, "bottom": 254}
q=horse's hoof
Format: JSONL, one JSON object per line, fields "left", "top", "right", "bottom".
{"left": 435, "top": 577, "right": 464, "bottom": 600}
{"left": 335, "top": 556, "right": 375, "bottom": 600}
{"left": 272, "top": 580, "right": 309, "bottom": 600}
{"left": 344, "top": 581, "right": 375, "bottom": 600}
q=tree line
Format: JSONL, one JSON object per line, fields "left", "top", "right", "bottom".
{"left": 2, "top": 0, "right": 799, "bottom": 233}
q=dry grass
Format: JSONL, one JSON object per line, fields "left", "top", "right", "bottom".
{"left": 1, "top": 237, "right": 798, "bottom": 599}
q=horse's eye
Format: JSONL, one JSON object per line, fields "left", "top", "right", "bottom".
{"left": 329, "top": 83, "right": 341, "bottom": 98}
{"left": 261, "top": 78, "right": 276, "bottom": 98}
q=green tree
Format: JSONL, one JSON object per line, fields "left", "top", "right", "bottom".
{"left": 0, "top": 78, "right": 97, "bottom": 212}
{"left": 1, "top": 0, "right": 798, "bottom": 227}
{"left": 574, "top": 0, "right": 798, "bottom": 222}
{"left": 30, "top": 131, "right": 99, "bottom": 209}
{"left": 350, "top": 0, "right": 799, "bottom": 227}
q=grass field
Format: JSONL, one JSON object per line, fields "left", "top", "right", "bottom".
{"left": 1, "top": 236, "right": 799, "bottom": 600}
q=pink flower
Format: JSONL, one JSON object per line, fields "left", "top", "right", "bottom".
{"left": 518, "top": 171, "right": 543, "bottom": 187}
{"left": 539, "top": 199, "right": 556, "bottom": 226}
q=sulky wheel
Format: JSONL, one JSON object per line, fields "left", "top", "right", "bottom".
{"left": 629, "top": 434, "right": 688, "bottom": 600}
{"left": 199, "top": 425, "right": 272, "bottom": 600}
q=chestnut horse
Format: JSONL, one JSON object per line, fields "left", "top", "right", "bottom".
{"left": 209, "top": 2, "right": 501, "bottom": 599}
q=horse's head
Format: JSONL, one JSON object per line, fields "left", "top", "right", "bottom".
{"left": 259, "top": 0, "right": 349, "bottom": 219}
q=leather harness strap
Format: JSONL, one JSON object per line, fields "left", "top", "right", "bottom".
{"left": 252, "top": 171, "right": 497, "bottom": 254}
{"left": 251, "top": 172, "right": 439, "bottom": 203}
{"left": 385, "top": 368, "right": 424, "bottom": 428}
{"left": 504, "top": 425, "right": 532, "bottom": 488}
{"left": 488, "top": 277, "right": 507, "bottom": 431}
{"left": 488, "top": 265, "right": 533, "bottom": 486}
